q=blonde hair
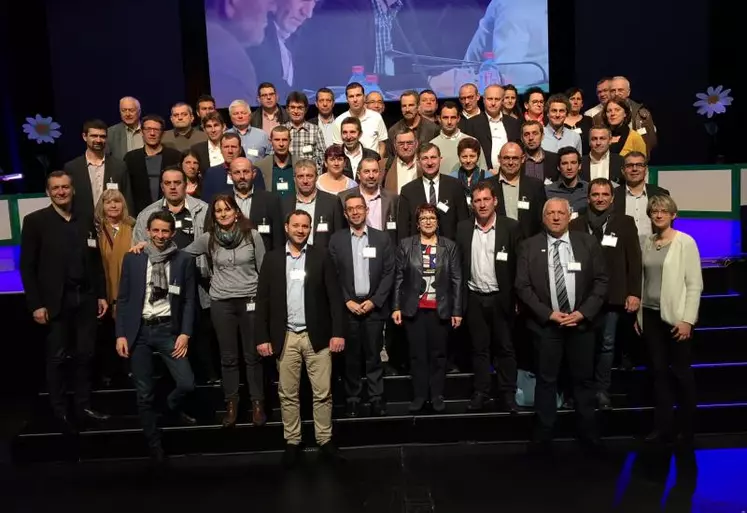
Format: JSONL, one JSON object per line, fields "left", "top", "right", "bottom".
{"left": 646, "top": 194, "right": 678, "bottom": 217}
{"left": 94, "top": 189, "right": 135, "bottom": 229}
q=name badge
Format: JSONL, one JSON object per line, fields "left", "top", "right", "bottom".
{"left": 317, "top": 222, "right": 329, "bottom": 232}
{"left": 570, "top": 212, "right": 579, "bottom": 220}
{"left": 169, "top": 284, "right": 181, "bottom": 295}
{"left": 602, "top": 234, "right": 618, "bottom": 247}
{"left": 573, "top": 127, "right": 582, "bottom": 134}
{"left": 290, "top": 269, "right": 305, "bottom": 281}
{"left": 543, "top": 178, "right": 552, "bottom": 186}
{"left": 636, "top": 127, "right": 648, "bottom": 135}
{"left": 258, "top": 224, "right": 271, "bottom": 234}
{"left": 246, "top": 301, "right": 256, "bottom": 312}
{"left": 466, "top": 197, "right": 472, "bottom": 206}
{"left": 226, "top": 174, "right": 233, "bottom": 184}
{"left": 496, "top": 251, "right": 508, "bottom": 261}
{"left": 568, "top": 261, "right": 582, "bottom": 272}
{"left": 276, "top": 181, "right": 289, "bottom": 191}
{"left": 87, "top": 238, "right": 97, "bottom": 248}
{"left": 175, "top": 220, "right": 183, "bottom": 229}
{"left": 106, "top": 182, "right": 119, "bottom": 190}
{"left": 302, "top": 144, "right": 313, "bottom": 154}
{"left": 247, "top": 148, "right": 259, "bottom": 157}
{"left": 386, "top": 221, "right": 397, "bottom": 230}
{"left": 363, "top": 247, "right": 377, "bottom": 258}
{"left": 437, "top": 201, "right": 450, "bottom": 213}
{"left": 517, "top": 200, "right": 530, "bottom": 210}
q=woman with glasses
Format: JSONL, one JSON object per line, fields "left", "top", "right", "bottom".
{"left": 392, "top": 204, "right": 462, "bottom": 413}
{"left": 317, "top": 144, "right": 358, "bottom": 194}
{"left": 603, "top": 98, "right": 647, "bottom": 157}
{"left": 638, "top": 194, "right": 702, "bottom": 445}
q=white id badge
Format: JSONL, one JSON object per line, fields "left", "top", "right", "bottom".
{"left": 544, "top": 178, "right": 552, "bottom": 186}
{"left": 175, "top": 220, "right": 183, "bottom": 229}
{"left": 226, "top": 174, "right": 233, "bottom": 184}
{"left": 247, "top": 148, "right": 259, "bottom": 157}
{"left": 106, "top": 182, "right": 119, "bottom": 190}
{"left": 496, "top": 251, "right": 508, "bottom": 261}
{"left": 386, "top": 221, "right": 397, "bottom": 230}
{"left": 568, "top": 261, "right": 582, "bottom": 272}
{"left": 571, "top": 212, "right": 579, "bottom": 220}
{"left": 87, "top": 238, "right": 97, "bottom": 248}
{"left": 636, "top": 127, "right": 648, "bottom": 135}
{"left": 573, "top": 127, "right": 582, "bottom": 134}
{"left": 290, "top": 269, "right": 305, "bottom": 281}
{"left": 466, "top": 197, "right": 472, "bottom": 206}
{"left": 246, "top": 302, "right": 256, "bottom": 312}
{"left": 302, "top": 144, "right": 313, "bottom": 154}
{"left": 517, "top": 200, "right": 530, "bottom": 210}
{"left": 276, "top": 181, "right": 289, "bottom": 191}
{"left": 363, "top": 247, "right": 377, "bottom": 258}
{"left": 258, "top": 224, "right": 271, "bottom": 234}
{"left": 437, "top": 201, "right": 450, "bottom": 213}
{"left": 602, "top": 235, "right": 618, "bottom": 247}
{"left": 168, "top": 285, "right": 181, "bottom": 295}
{"left": 317, "top": 222, "right": 329, "bottom": 232}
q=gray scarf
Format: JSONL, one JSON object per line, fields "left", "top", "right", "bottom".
{"left": 144, "top": 241, "right": 178, "bottom": 303}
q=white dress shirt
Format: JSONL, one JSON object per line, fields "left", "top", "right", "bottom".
{"left": 422, "top": 174, "right": 441, "bottom": 203}
{"left": 589, "top": 151, "right": 610, "bottom": 181}
{"left": 208, "top": 140, "right": 224, "bottom": 167}
{"left": 396, "top": 159, "right": 417, "bottom": 194}
{"left": 488, "top": 114, "right": 508, "bottom": 168}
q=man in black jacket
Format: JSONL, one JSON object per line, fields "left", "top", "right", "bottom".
{"left": 461, "top": 84, "right": 521, "bottom": 169}
{"left": 280, "top": 159, "right": 345, "bottom": 250}
{"left": 329, "top": 193, "right": 395, "bottom": 417}
{"left": 20, "top": 171, "right": 110, "bottom": 432}
{"left": 515, "top": 197, "right": 608, "bottom": 451}
{"left": 256, "top": 210, "right": 346, "bottom": 468}
{"left": 570, "top": 178, "right": 642, "bottom": 408}
{"left": 123, "top": 115, "right": 182, "bottom": 215}
{"left": 456, "top": 182, "right": 522, "bottom": 412}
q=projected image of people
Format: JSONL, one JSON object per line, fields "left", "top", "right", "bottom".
{"left": 205, "top": 0, "right": 549, "bottom": 107}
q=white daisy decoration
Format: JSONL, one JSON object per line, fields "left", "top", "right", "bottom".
{"left": 693, "top": 86, "right": 733, "bottom": 118}
{"left": 22, "top": 114, "right": 62, "bottom": 144}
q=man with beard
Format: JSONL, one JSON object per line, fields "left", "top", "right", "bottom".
{"left": 64, "top": 119, "right": 133, "bottom": 226}
{"left": 570, "top": 178, "right": 641, "bottom": 409}
{"left": 386, "top": 90, "right": 440, "bottom": 157}
{"left": 521, "top": 120, "right": 558, "bottom": 184}
{"left": 340, "top": 117, "right": 381, "bottom": 180}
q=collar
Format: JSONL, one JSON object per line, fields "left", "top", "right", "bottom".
{"left": 439, "top": 129, "right": 461, "bottom": 140}
{"left": 208, "top": 139, "right": 221, "bottom": 150}
{"left": 161, "top": 198, "right": 188, "bottom": 213}
{"left": 546, "top": 230, "right": 571, "bottom": 245}
{"left": 397, "top": 158, "right": 416, "bottom": 169}
{"left": 488, "top": 112, "right": 504, "bottom": 123}
{"left": 423, "top": 173, "right": 440, "bottom": 185}
{"left": 285, "top": 241, "right": 307, "bottom": 257}
{"left": 263, "top": 107, "right": 281, "bottom": 120}
{"left": 499, "top": 172, "right": 520, "bottom": 186}
{"left": 590, "top": 151, "right": 610, "bottom": 164}
{"left": 235, "top": 186, "right": 255, "bottom": 200}
{"left": 474, "top": 214, "right": 497, "bottom": 232}
{"left": 360, "top": 186, "right": 382, "bottom": 200}
{"left": 626, "top": 184, "right": 647, "bottom": 197}
{"left": 351, "top": 226, "right": 369, "bottom": 238}
{"left": 525, "top": 149, "right": 545, "bottom": 163}
{"left": 462, "top": 108, "right": 481, "bottom": 119}
{"left": 555, "top": 179, "right": 584, "bottom": 191}
{"left": 274, "top": 154, "right": 292, "bottom": 167}
{"left": 318, "top": 115, "right": 335, "bottom": 124}
{"left": 344, "top": 144, "right": 362, "bottom": 157}
{"left": 125, "top": 123, "right": 141, "bottom": 133}
{"left": 85, "top": 150, "right": 105, "bottom": 166}
{"left": 173, "top": 127, "right": 194, "bottom": 138}
{"left": 296, "top": 191, "right": 317, "bottom": 204}
{"left": 287, "top": 121, "right": 308, "bottom": 132}
{"left": 547, "top": 124, "right": 565, "bottom": 138}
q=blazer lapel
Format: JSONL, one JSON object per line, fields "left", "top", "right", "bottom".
{"left": 168, "top": 254, "right": 180, "bottom": 314}
{"left": 380, "top": 190, "right": 392, "bottom": 228}
{"left": 342, "top": 230, "right": 356, "bottom": 295}
{"left": 135, "top": 253, "right": 149, "bottom": 309}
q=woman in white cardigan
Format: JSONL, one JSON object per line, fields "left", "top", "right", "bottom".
{"left": 637, "top": 194, "right": 703, "bottom": 445}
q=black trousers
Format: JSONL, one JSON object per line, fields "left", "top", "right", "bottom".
{"left": 467, "top": 290, "right": 516, "bottom": 396}
{"left": 95, "top": 309, "right": 127, "bottom": 382}
{"left": 642, "top": 308, "right": 697, "bottom": 435}
{"left": 344, "top": 309, "right": 385, "bottom": 403}
{"left": 46, "top": 288, "right": 97, "bottom": 417}
{"left": 210, "top": 298, "right": 263, "bottom": 401}
{"left": 189, "top": 306, "right": 218, "bottom": 382}
{"left": 405, "top": 309, "right": 449, "bottom": 400}
{"left": 533, "top": 324, "right": 596, "bottom": 442}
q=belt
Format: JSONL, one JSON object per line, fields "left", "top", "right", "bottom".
{"left": 142, "top": 316, "right": 171, "bottom": 326}
{"left": 468, "top": 288, "right": 500, "bottom": 297}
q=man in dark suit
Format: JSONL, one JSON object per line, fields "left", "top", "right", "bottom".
{"left": 339, "top": 156, "right": 399, "bottom": 241}
{"left": 201, "top": 132, "right": 267, "bottom": 201}
{"left": 521, "top": 120, "right": 559, "bottom": 183}
{"left": 115, "top": 211, "right": 196, "bottom": 464}
{"left": 456, "top": 182, "right": 522, "bottom": 412}
{"left": 123, "top": 115, "right": 182, "bottom": 215}
{"left": 613, "top": 151, "right": 670, "bottom": 246}
{"left": 256, "top": 209, "right": 346, "bottom": 468}
{"left": 190, "top": 111, "right": 227, "bottom": 173}
{"left": 488, "top": 142, "right": 546, "bottom": 239}
{"left": 20, "top": 171, "right": 110, "bottom": 433}
{"left": 461, "top": 85, "right": 521, "bottom": 169}
{"left": 398, "top": 143, "right": 469, "bottom": 242}
{"left": 570, "top": 178, "right": 642, "bottom": 409}
{"left": 580, "top": 126, "right": 624, "bottom": 184}
{"left": 339, "top": 117, "right": 382, "bottom": 180}
{"left": 64, "top": 119, "right": 134, "bottom": 226}
{"left": 515, "top": 197, "right": 608, "bottom": 451}
{"left": 280, "top": 159, "right": 345, "bottom": 250}
{"left": 329, "top": 193, "right": 395, "bottom": 417}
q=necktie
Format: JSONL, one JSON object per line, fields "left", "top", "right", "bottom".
{"left": 553, "top": 240, "right": 571, "bottom": 313}
{"left": 429, "top": 179, "right": 436, "bottom": 205}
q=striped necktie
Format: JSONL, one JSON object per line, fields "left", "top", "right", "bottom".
{"left": 429, "top": 179, "right": 436, "bottom": 205}
{"left": 553, "top": 240, "right": 571, "bottom": 313}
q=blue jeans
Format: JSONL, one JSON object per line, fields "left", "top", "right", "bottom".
{"left": 130, "top": 322, "right": 195, "bottom": 448}
{"left": 594, "top": 309, "right": 620, "bottom": 392}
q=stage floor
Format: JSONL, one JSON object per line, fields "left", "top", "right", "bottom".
{"left": 1, "top": 218, "right": 742, "bottom": 295}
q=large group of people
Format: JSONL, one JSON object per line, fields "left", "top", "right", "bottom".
{"left": 19, "top": 75, "right": 703, "bottom": 468}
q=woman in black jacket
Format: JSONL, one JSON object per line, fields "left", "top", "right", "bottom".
{"left": 392, "top": 203, "right": 463, "bottom": 413}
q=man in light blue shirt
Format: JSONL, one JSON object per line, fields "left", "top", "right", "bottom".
{"left": 541, "top": 94, "right": 582, "bottom": 154}
{"left": 226, "top": 100, "right": 272, "bottom": 163}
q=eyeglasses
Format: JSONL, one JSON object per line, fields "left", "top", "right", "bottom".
{"left": 419, "top": 216, "right": 437, "bottom": 222}
{"left": 120, "top": 108, "right": 138, "bottom": 114}
{"left": 624, "top": 163, "right": 646, "bottom": 169}
{"left": 529, "top": 99, "right": 545, "bottom": 105}
{"left": 366, "top": 100, "right": 384, "bottom": 105}
{"left": 500, "top": 156, "right": 522, "bottom": 162}
{"left": 345, "top": 205, "right": 366, "bottom": 213}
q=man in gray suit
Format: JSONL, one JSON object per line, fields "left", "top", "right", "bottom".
{"left": 107, "top": 96, "right": 143, "bottom": 161}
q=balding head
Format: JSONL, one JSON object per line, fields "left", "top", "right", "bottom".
{"left": 483, "top": 84, "right": 505, "bottom": 118}
{"left": 610, "top": 77, "right": 631, "bottom": 100}
{"left": 498, "top": 142, "right": 524, "bottom": 179}
{"left": 229, "top": 157, "right": 255, "bottom": 193}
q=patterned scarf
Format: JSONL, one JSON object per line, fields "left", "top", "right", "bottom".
{"left": 144, "top": 241, "right": 178, "bottom": 303}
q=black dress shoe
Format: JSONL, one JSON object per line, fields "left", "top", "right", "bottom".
{"left": 149, "top": 445, "right": 168, "bottom": 467}
{"left": 345, "top": 401, "right": 359, "bottom": 418}
{"left": 446, "top": 363, "right": 460, "bottom": 374}
{"left": 319, "top": 442, "right": 346, "bottom": 464}
{"left": 431, "top": 396, "right": 446, "bottom": 413}
{"left": 467, "top": 392, "right": 488, "bottom": 412}
{"left": 382, "top": 362, "right": 399, "bottom": 376}
{"left": 55, "top": 415, "right": 78, "bottom": 435}
{"left": 168, "top": 410, "right": 197, "bottom": 426}
{"left": 409, "top": 397, "right": 426, "bottom": 413}
{"left": 206, "top": 377, "right": 222, "bottom": 385}
{"left": 369, "top": 398, "right": 387, "bottom": 417}
{"left": 282, "top": 443, "right": 303, "bottom": 469}
{"left": 644, "top": 430, "right": 673, "bottom": 444}
{"left": 596, "top": 391, "right": 612, "bottom": 410}
{"left": 500, "top": 396, "right": 519, "bottom": 414}
{"left": 79, "top": 408, "right": 111, "bottom": 422}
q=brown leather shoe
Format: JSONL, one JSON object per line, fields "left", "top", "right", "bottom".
{"left": 222, "top": 398, "right": 238, "bottom": 428}
{"left": 252, "top": 400, "right": 267, "bottom": 427}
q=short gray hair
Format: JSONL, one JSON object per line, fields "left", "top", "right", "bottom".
{"left": 228, "top": 99, "right": 250, "bottom": 113}
{"left": 542, "top": 197, "right": 571, "bottom": 216}
{"left": 294, "top": 159, "right": 317, "bottom": 175}
{"left": 119, "top": 96, "right": 141, "bottom": 111}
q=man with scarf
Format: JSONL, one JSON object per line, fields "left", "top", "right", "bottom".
{"left": 116, "top": 210, "right": 197, "bottom": 465}
{"left": 570, "top": 178, "right": 641, "bottom": 409}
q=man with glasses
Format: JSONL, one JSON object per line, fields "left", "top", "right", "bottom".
{"left": 613, "top": 151, "right": 669, "bottom": 247}
{"left": 365, "top": 91, "right": 386, "bottom": 115}
{"left": 328, "top": 194, "right": 395, "bottom": 417}
{"left": 107, "top": 96, "right": 143, "bottom": 161}
{"left": 124, "top": 115, "right": 183, "bottom": 215}
{"left": 283, "top": 91, "right": 325, "bottom": 170}
{"left": 251, "top": 82, "right": 289, "bottom": 135}
{"left": 458, "top": 83, "right": 481, "bottom": 120}
{"left": 488, "top": 142, "right": 546, "bottom": 238}
{"left": 383, "top": 128, "right": 419, "bottom": 194}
